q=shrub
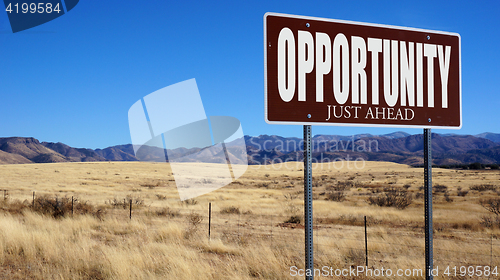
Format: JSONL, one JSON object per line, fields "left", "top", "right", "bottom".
{"left": 72, "top": 198, "right": 94, "bottom": 214}
{"left": 94, "top": 208, "right": 105, "bottom": 221}
{"left": 480, "top": 215, "right": 500, "bottom": 228}
{"left": 325, "top": 191, "right": 346, "bottom": 202}
{"left": 469, "top": 162, "right": 482, "bottom": 170}
{"left": 367, "top": 187, "right": 413, "bottom": 209}
{"left": 156, "top": 194, "right": 167, "bottom": 200}
{"left": 457, "top": 190, "right": 469, "bottom": 197}
{"left": 327, "top": 180, "right": 354, "bottom": 192}
{"left": 433, "top": 184, "right": 448, "bottom": 193}
{"left": 107, "top": 196, "right": 144, "bottom": 209}
{"left": 220, "top": 206, "right": 240, "bottom": 214}
{"left": 343, "top": 249, "right": 365, "bottom": 265}
{"left": 34, "top": 196, "right": 68, "bottom": 218}
{"left": 184, "top": 212, "right": 203, "bottom": 239}
{"left": 32, "top": 195, "right": 93, "bottom": 218}
{"left": 156, "top": 207, "right": 180, "bottom": 217}
{"left": 479, "top": 198, "right": 500, "bottom": 216}
{"left": 471, "top": 184, "right": 497, "bottom": 192}
{"left": 284, "top": 215, "right": 301, "bottom": 224}
{"left": 337, "top": 180, "right": 354, "bottom": 190}
{"left": 188, "top": 212, "right": 203, "bottom": 226}
{"left": 444, "top": 192, "right": 453, "bottom": 203}
{"left": 259, "top": 182, "right": 270, "bottom": 188}
{"left": 0, "top": 199, "right": 29, "bottom": 215}
{"left": 182, "top": 198, "right": 198, "bottom": 206}
{"left": 127, "top": 195, "right": 144, "bottom": 206}
{"left": 141, "top": 184, "right": 156, "bottom": 189}
{"left": 107, "top": 198, "right": 126, "bottom": 208}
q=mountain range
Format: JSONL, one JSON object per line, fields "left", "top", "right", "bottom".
{"left": 0, "top": 132, "right": 499, "bottom": 166}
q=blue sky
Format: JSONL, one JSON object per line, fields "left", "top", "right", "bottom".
{"left": 1, "top": 0, "right": 499, "bottom": 149}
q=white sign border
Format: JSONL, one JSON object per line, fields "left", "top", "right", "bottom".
{"left": 264, "top": 12, "right": 462, "bottom": 130}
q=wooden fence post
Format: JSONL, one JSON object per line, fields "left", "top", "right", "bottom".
{"left": 365, "top": 216, "right": 368, "bottom": 267}
{"left": 129, "top": 199, "right": 132, "bottom": 219}
{"left": 208, "top": 202, "right": 212, "bottom": 241}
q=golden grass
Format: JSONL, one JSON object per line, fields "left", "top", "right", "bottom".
{"left": 0, "top": 161, "right": 499, "bottom": 279}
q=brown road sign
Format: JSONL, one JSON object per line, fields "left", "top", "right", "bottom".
{"left": 264, "top": 13, "right": 461, "bottom": 129}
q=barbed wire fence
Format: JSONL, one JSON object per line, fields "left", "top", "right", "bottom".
{"left": 1, "top": 188, "right": 500, "bottom": 271}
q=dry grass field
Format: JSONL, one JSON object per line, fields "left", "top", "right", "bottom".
{"left": 0, "top": 161, "right": 499, "bottom": 279}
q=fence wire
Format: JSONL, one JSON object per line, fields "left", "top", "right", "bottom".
{"left": 1, "top": 189, "right": 500, "bottom": 269}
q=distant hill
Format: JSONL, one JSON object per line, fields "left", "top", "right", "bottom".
{"left": 0, "top": 149, "right": 32, "bottom": 164}
{"left": 41, "top": 142, "right": 105, "bottom": 162}
{"left": 0, "top": 132, "right": 498, "bottom": 166}
{"left": 0, "top": 137, "right": 66, "bottom": 163}
{"left": 354, "top": 134, "right": 498, "bottom": 154}
{"left": 380, "top": 131, "right": 411, "bottom": 139}
{"left": 94, "top": 145, "right": 138, "bottom": 161}
{"left": 476, "top": 132, "right": 500, "bottom": 143}
{"left": 243, "top": 133, "right": 499, "bottom": 166}
{"left": 463, "top": 145, "right": 500, "bottom": 163}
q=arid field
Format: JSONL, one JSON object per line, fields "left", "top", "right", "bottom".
{"left": 0, "top": 161, "right": 499, "bottom": 279}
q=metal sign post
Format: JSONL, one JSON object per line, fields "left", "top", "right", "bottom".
{"left": 424, "top": 128, "right": 433, "bottom": 279}
{"left": 303, "top": 125, "right": 313, "bottom": 280}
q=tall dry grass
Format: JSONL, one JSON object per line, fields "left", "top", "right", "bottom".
{"left": 0, "top": 161, "right": 499, "bottom": 279}
{"left": 0, "top": 208, "right": 306, "bottom": 279}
